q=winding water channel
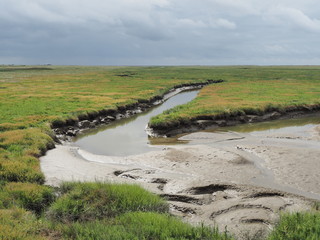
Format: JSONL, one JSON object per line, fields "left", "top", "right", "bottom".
{"left": 73, "top": 90, "right": 199, "bottom": 156}
{"left": 74, "top": 87, "right": 320, "bottom": 158}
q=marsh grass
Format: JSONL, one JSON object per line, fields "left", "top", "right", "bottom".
{"left": 60, "top": 212, "right": 234, "bottom": 240}
{"left": 0, "top": 207, "right": 45, "bottom": 240}
{"left": 268, "top": 211, "right": 320, "bottom": 240}
{"left": 0, "top": 182, "right": 55, "bottom": 214}
{"left": 0, "top": 65, "right": 209, "bottom": 130}
{"left": 150, "top": 66, "right": 320, "bottom": 127}
{"left": 47, "top": 182, "right": 168, "bottom": 223}
{"left": 0, "top": 127, "right": 55, "bottom": 183}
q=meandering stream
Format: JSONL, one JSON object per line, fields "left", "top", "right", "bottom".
{"left": 73, "top": 90, "right": 199, "bottom": 156}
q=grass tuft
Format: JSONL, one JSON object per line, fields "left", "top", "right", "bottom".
{"left": 0, "top": 182, "right": 55, "bottom": 214}
{"left": 47, "top": 182, "right": 168, "bottom": 223}
{"left": 0, "top": 208, "right": 45, "bottom": 240}
{"left": 268, "top": 211, "right": 320, "bottom": 240}
{"left": 60, "top": 212, "right": 234, "bottom": 240}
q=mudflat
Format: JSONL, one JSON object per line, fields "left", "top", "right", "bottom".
{"left": 40, "top": 123, "right": 320, "bottom": 239}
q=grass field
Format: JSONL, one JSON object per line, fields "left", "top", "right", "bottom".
{"left": 1, "top": 65, "right": 320, "bottom": 239}
{"left": 149, "top": 66, "right": 320, "bottom": 128}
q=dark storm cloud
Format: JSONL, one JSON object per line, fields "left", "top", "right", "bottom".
{"left": 0, "top": 0, "right": 319, "bottom": 65}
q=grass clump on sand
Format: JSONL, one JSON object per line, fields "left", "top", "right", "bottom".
{"left": 0, "top": 182, "right": 55, "bottom": 214}
{"left": 268, "top": 211, "right": 320, "bottom": 240}
{"left": 0, "top": 127, "right": 55, "bottom": 184}
{"left": 0, "top": 181, "right": 234, "bottom": 239}
{"left": 46, "top": 182, "right": 234, "bottom": 239}
{"left": 61, "top": 212, "right": 233, "bottom": 240}
{"left": 47, "top": 182, "right": 169, "bottom": 223}
{"left": 47, "top": 182, "right": 231, "bottom": 240}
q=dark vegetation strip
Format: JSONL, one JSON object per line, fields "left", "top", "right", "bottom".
{"left": 0, "top": 67, "right": 53, "bottom": 72}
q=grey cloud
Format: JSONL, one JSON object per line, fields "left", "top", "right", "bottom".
{"left": 0, "top": 0, "right": 319, "bottom": 65}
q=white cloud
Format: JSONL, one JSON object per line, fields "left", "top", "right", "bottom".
{"left": 214, "top": 18, "right": 236, "bottom": 29}
{"left": 266, "top": 6, "right": 320, "bottom": 32}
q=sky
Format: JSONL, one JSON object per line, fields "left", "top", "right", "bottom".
{"left": 1, "top": 0, "right": 320, "bottom": 65}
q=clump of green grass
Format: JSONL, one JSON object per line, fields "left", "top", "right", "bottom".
{"left": 0, "top": 207, "right": 45, "bottom": 240}
{"left": 0, "top": 182, "right": 55, "bottom": 214}
{"left": 268, "top": 211, "right": 320, "bottom": 240}
{"left": 47, "top": 182, "right": 168, "bottom": 223}
{"left": 0, "top": 128, "right": 55, "bottom": 157}
{"left": 60, "top": 212, "right": 233, "bottom": 240}
{"left": 0, "top": 159, "right": 45, "bottom": 183}
{"left": 0, "top": 128, "right": 54, "bottom": 184}
{"left": 313, "top": 201, "right": 320, "bottom": 211}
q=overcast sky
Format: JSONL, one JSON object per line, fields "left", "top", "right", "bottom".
{"left": 1, "top": 0, "right": 320, "bottom": 65}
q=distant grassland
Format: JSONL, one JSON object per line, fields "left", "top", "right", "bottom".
{"left": 1, "top": 65, "right": 320, "bottom": 239}
{"left": 0, "top": 65, "right": 211, "bottom": 130}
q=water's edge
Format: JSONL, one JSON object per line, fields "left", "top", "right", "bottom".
{"left": 73, "top": 90, "right": 200, "bottom": 156}
{"left": 148, "top": 106, "right": 320, "bottom": 137}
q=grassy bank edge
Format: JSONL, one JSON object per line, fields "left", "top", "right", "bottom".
{"left": 148, "top": 102, "right": 320, "bottom": 135}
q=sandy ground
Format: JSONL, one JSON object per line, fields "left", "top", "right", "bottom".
{"left": 40, "top": 124, "right": 320, "bottom": 239}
